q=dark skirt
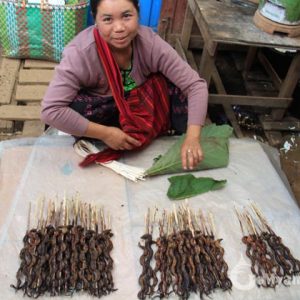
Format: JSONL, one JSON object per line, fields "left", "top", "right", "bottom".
{"left": 70, "top": 81, "right": 188, "bottom": 135}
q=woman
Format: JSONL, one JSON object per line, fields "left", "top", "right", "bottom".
{"left": 41, "top": 0, "right": 208, "bottom": 170}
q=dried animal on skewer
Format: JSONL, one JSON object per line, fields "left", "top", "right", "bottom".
{"left": 11, "top": 195, "right": 116, "bottom": 298}
{"left": 236, "top": 203, "right": 300, "bottom": 289}
{"left": 137, "top": 203, "right": 232, "bottom": 299}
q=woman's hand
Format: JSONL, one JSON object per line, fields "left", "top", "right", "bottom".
{"left": 181, "top": 125, "right": 204, "bottom": 170}
{"left": 102, "top": 126, "right": 141, "bottom": 150}
{"left": 85, "top": 122, "right": 141, "bottom": 150}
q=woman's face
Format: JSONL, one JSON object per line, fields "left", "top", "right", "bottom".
{"left": 95, "top": 0, "right": 139, "bottom": 50}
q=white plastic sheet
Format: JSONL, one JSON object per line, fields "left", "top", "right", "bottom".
{"left": 0, "top": 135, "right": 300, "bottom": 299}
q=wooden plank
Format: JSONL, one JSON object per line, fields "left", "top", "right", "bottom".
{"left": 243, "top": 47, "right": 258, "bottom": 74}
{"left": 223, "top": 105, "right": 244, "bottom": 138}
{"left": 184, "top": 50, "right": 215, "bottom": 125}
{"left": 0, "top": 58, "right": 21, "bottom": 104}
{"left": 0, "top": 120, "right": 13, "bottom": 132}
{"left": 0, "top": 105, "right": 41, "bottom": 121}
{"left": 207, "top": 63, "right": 242, "bottom": 138}
{"left": 189, "top": 0, "right": 217, "bottom": 56}
{"left": 245, "top": 80, "right": 277, "bottom": 98}
{"left": 24, "top": 59, "right": 57, "bottom": 69}
{"left": 181, "top": 3, "right": 194, "bottom": 50}
{"left": 186, "top": 50, "right": 198, "bottom": 71}
{"left": 158, "top": 0, "right": 178, "bottom": 39}
{"left": 260, "top": 115, "right": 300, "bottom": 131}
{"left": 273, "top": 52, "right": 300, "bottom": 120}
{"left": 209, "top": 94, "right": 292, "bottom": 108}
{"left": 175, "top": 38, "right": 188, "bottom": 61}
{"left": 19, "top": 69, "right": 54, "bottom": 84}
{"left": 199, "top": 46, "right": 217, "bottom": 85}
{"left": 210, "top": 63, "right": 243, "bottom": 138}
{"left": 172, "top": 0, "right": 189, "bottom": 34}
{"left": 16, "top": 85, "right": 48, "bottom": 102}
{"left": 257, "top": 51, "right": 282, "bottom": 90}
{"left": 0, "top": 133, "right": 19, "bottom": 141}
{"left": 262, "top": 121, "right": 300, "bottom": 131}
{"left": 212, "top": 66, "right": 226, "bottom": 94}
{"left": 185, "top": 47, "right": 243, "bottom": 137}
{"left": 22, "top": 120, "right": 45, "bottom": 137}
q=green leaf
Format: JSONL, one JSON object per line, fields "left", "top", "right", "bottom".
{"left": 167, "top": 174, "right": 227, "bottom": 200}
{"left": 146, "top": 124, "right": 233, "bottom": 176}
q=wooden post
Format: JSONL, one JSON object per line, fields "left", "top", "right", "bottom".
{"left": 181, "top": 3, "right": 194, "bottom": 50}
{"left": 199, "top": 46, "right": 217, "bottom": 86}
{"left": 243, "top": 47, "right": 258, "bottom": 77}
{"left": 272, "top": 52, "right": 300, "bottom": 120}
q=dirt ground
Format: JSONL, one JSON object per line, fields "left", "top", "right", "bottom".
{"left": 280, "top": 136, "right": 300, "bottom": 204}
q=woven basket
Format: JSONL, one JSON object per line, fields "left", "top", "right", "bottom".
{"left": 0, "top": 0, "right": 88, "bottom": 62}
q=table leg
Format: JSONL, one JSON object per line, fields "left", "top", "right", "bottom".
{"left": 200, "top": 45, "right": 243, "bottom": 137}
{"left": 211, "top": 67, "right": 243, "bottom": 138}
{"left": 181, "top": 3, "right": 194, "bottom": 50}
{"left": 243, "top": 47, "right": 258, "bottom": 77}
{"left": 199, "top": 46, "right": 217, "bottom": 86}
{"left": 272, "top": 52, "right": 300, "bottom": 120}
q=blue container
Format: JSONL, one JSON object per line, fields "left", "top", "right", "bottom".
{"left": 87, "top": 0, "right": 162, "bottom": 32}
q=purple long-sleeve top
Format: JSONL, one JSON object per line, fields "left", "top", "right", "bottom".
{"left": 41, "top": 26, "right": 208, "bottom": 136}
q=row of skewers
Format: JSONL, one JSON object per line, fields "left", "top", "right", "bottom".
{"left": 11, "top": 196, "right": 116, "bottom": 298}
{"left": 236, "top": 203, "right": 300, "bottom": 289}
{"left": 137, "top": 205, "right": 232, "bottom": 299}
{"left": 11, "top": 197, "right": 300, "bottom": 299}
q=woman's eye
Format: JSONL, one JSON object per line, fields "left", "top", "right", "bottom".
{"left": 103, "top": 17, "right": 112, "bottom": 23}
{"left": 123, "top": 14, "right": 132, "bottom": 19}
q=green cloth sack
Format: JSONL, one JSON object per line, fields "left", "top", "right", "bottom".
{"left": 167, "top": 174, "right": 227, "bottom": 200}
{"left": 145, "top": 124, "right": 233, "bottom": 176}
{"left": 0, "top": 0, "right": 88, "bottom": 62}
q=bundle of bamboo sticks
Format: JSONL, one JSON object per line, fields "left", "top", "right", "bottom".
{"left": 11, "top": 195, "right": 116, "bottom": 298}
{"left": 138, "top": 204, "right": 232, "bottom": 299}
{"left": 74, "top": 139, "right": 146, "bottom": 182}
{"left": 236, "top": 203, "right": 300, "bottom": 288}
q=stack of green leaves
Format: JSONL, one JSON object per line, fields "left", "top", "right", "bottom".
{"left": 145, "top": 124, "right": 233, "bottom": 176}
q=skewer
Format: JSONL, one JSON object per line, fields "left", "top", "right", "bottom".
{"left": 208, "top": 211, "right": 216, "bottom": 237}
{"left": 27, "top": 202, "right": 31, "bottom": 233}
{"left": 107, "top": 211, "right": 111, "bottom": 230}
{"left": 173, "top": 204, "right": 178, "bottom": 227}
{"left": 34, "top": 197, "right": 40, "bottom": 229}
{"left": 246, "top": 212, "right": 258, "bottom": 236}
{"left": 251, "top": 202, "right": 273, "bottom": 233}
{"left": 234, "top": 206, "right": 245, "bottom": 236}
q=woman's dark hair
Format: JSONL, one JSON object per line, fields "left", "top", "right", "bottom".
{"left": 90, "top": 0, "right": 139, "bottom": 20}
